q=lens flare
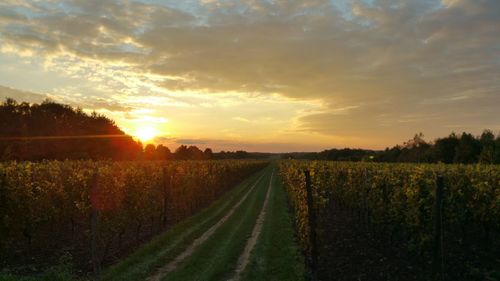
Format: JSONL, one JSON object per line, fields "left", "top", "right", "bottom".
{"left": 135, "top": 126, "right": 157, "bottom": 142}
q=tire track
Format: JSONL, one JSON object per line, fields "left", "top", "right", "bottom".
{"left": 104, "top": 170, "right": 263, "bottom": 281}
{"left": 146, "top": 170, "right": 268, "bottom": 281}
{"left": 228, "top": 172, "right": 274, "bottom": 281}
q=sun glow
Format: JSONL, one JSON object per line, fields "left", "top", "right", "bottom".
{"left": 135, "top": 126, "right": 158, "bottom": 143}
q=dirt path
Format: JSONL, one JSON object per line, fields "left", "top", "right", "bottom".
{"left": 227, "top": 172, "right": 274, "bottom": 281}
{"left": 146, "top": 172, "right": 266, "bottom": 281}
{"left": 103, "top": 165, "right": 304, "bottom": 281}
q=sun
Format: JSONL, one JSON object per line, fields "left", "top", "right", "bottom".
{"left": 135, "top": 126, "right": 157, "bottom": 143}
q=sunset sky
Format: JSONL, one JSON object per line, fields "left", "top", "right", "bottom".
{"left": 0, "top": 0, "right": 499, "bottom": 152}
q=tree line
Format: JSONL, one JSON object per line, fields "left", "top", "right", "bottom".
{"left": 283, "top": 131, "right": 500, "bottom": 164}
{"left": 3, "top": 98, "right": 497, "bottom": 164}
{"left": 142, "top": 144, "right": 271, "bottom": 160}
{"left": 0, "top": 98, "right": 263, "bottom": 161}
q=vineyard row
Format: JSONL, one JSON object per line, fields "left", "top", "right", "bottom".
{"left": 279, "top": 160, "right": 500, "bottom": 280}
{"left": 0, "top": 160, "right": 268, "bottom": 275}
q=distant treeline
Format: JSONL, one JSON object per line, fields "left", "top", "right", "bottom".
{"left": 142, "top": 144, "right": 272, "bottom": 160}
{"left": 0, "top": 98, "right": 265, "bottom": 161}
{"left": 282, "top": 131, "right": 500, "bottom": 164}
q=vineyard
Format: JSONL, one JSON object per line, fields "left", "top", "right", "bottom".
{"left": 1, "top": 159, "right": 498, "bottom": 281}
{"left": 279, "top": 160, "right": 500, "bottom": 281}
{"left": 0, "top": 160, "right": 267, "bottom": 276}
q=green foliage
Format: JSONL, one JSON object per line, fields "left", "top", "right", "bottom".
{"left": 0, "top": 252, "right": 76, "bottom": 281}
{"left": 0, "top": 160, "right": 267, "bottom": 276}
{"left": 279, "top": 160, "right": 500, "bottom": 278}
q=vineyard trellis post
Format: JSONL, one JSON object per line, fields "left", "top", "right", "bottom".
{"left": 0, "top": 171, "right": 5, "bottom": 256}
{"left": 162, "top": 167, "right": 169, "bottom": 228}
{"left": 304, "top": 170, "right": 318, "bottom": 281}
{"left": 90, "top": 170, "right": 101, "bottom": 277}
{"left": 432, "top": 175, "right": 445, "bottom": 281}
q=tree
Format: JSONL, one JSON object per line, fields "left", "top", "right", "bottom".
{"left": 478, "top": 130, "right": 496, "bottom": 164}
{"left": 0, "top": 98, "right": 142, "bottom": 161}
{"left": 494, "top": 133, "right": 500, "bottom": 164}
{"left": 434, "top": 133, "right": 459, "bottom": 164}
{"left": 454, "top": 133, "right": 482, "bottom": 164}
{"left": 144, "top": 144, "right": 156, "bottom": 160}
{"left": 187, "top": 146, "right": 204, "bottom": 160}
{"left": 203, "top": 148, "right": 213, "bottom": 160}
{"left": 156, "top": 144, "right": 172, "bottom": 160}
{"left": 174, "top": 145, "right": 189, "bottom": 160}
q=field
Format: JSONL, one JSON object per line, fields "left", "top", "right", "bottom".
{"left": 0, "top": 160, "right": 498, "bottom": 281}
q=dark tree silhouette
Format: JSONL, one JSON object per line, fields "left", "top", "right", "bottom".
{"left": 0, "top": 98, "right": 142, "bottom": 160}
{"left": 478, "top": 130, "right": 496, "bottom": 164}
{"left": 203, "top": 148, "right": 213, "bottom": 160}
{"left": 283, "top": 130, "right": 500, "bottom": 164}
{"left": 454, "top": 133, "right": 482, "bottom": 164}
{"left": 434, "top": 133, "right": 459, "bottom": 164}
{"left": 156, "top": 144, "right": 172, "bottom": 160}
{"left": 187, "top": 145, "right": 204, "bottom": 160}
{"left": 174, "top": 145, "right": 189, "bottom": 160}
{"left": 144, "top": 144, "right": 157, "bottom": 160}
{"left": 0, "top": 98, "right": 269, "bottom": 161}
{"left": 495, "top": 135, "right": 500, "bottom": 163}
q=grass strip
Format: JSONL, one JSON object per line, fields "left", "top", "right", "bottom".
{"left": 239, "top": 166, "right": 305, "bottom": 281}
{"left": 162, "top": 168, "right": 272, "bottom": 281}
{"left": 101, "top": 166, "right": 269, "bottom": 281}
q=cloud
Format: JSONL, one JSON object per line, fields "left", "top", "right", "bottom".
{"left": 233, "top": 116, "right": 251, "bottom": 123}
{"left": 0, "top": 85, "right": 49, "bottom": 102}
{"left": 0, "top": 84, "right": 136, "bottom": 114}
{"left": 89, "top": 99, "right": 132, "bottom": 112}
{"left": 0, "top": 0, "right": 499, "bottom": 145}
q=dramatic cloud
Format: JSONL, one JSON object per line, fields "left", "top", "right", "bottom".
{"left": 0, "top": 85, "right": 133, "bottom": 112}
{"left": 0, "top": 0, "right": 499, "bottom": 150}
{"left": 0, "top": 85, "right": 48, "bottom": 102}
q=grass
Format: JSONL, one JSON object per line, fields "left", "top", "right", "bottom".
{"left": 162, "top": 167, "right": 272, "bottom": 281}
{"left": 0, "top": 253, "right": 83, "bottom": 281}
{"left": 240, "top": 168, "right": 306, "bottom": 281}
{"left": 100, "top": 166, "right": 269, "bottom": 281}
{"left": 2, "top": 164, "right": 307, "bottom": 281}
{"left": 0, "top": 271, "right": 75, "bottom": 281}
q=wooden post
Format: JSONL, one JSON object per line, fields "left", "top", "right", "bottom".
{"left": 162, "top": 167, "right": 169, "bottom": 227}
{"left": 381, "top": 182, "right": 390, "bottom": 243}
{"left": 90, "top": 205, "right": 101, "bottom": 275}
{"left": 432, "top": 175, "right": 444, "bottom": 281}
{"left": 304, "top": 170, "right": 318, "bottom": 281}
{"left": 0, "top": 171, "right": 5, "bottom": 221}
{"left": 0, "top": 171, "right": 5, "bottom": 256}
{"left": 90, "top": 171, "right": 101, "bottom": 277}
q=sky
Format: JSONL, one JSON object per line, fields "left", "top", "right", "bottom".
{"left": 0, "top": 0, "right": 499, "bottom": 152}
